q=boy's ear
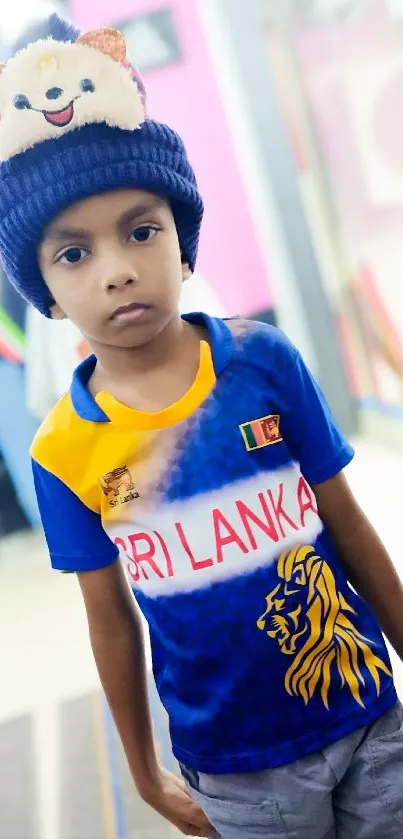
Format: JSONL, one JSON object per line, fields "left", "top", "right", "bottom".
{"left": 77, "top": 28, "right": 127, "bottom": 64}
{"left": 50, "top": 302, "right": 67, "bottom": 320}
{"left": 182, "top": 263, "right": 192, "bottom": 282}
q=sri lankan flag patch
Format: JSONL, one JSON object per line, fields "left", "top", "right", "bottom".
{"left": 240, "top": 414, "right": 282, "bottom": 451}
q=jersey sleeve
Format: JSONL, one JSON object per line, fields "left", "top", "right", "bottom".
{"left": 281, "top": 345, "right": 354, "bottom": 485}
{"left": 32, "top": 459, "right": 119, "bottom": 572}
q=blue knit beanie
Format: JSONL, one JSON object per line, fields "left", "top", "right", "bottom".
{"left": 0, "top": 16, "right": 203, "bottom": 317}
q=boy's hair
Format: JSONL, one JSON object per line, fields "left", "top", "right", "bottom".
{"left": 0, "top": 15, "right": 203, "bottom": 317}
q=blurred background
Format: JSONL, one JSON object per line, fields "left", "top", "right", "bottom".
{"left": 1, "top": 0, "right": 403, "bottom": 836}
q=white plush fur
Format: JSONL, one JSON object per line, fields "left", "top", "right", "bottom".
{"left": 0, "top": 38, "right": 145, "bottom": 160}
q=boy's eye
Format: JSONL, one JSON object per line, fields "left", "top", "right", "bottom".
{"left": 130, "top": 226, "right": 158, "bottom": 243}
{"left": 58, "top": 246, "right": 88, "bottom": 265}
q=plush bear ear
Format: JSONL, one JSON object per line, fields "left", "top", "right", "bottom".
{"left": 77, "top": 28, "right": 126, "bottom": 63}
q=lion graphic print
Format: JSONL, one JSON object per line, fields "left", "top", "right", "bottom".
{"left": 257, "top": 545, "right": 391, "bottom": 709}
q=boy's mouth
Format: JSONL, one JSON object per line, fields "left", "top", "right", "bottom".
{"left": 110, "top": 302, "right": 150, "bottom": 323}
{"left": 42, "top": 101, "right": 75, "bottom": 127}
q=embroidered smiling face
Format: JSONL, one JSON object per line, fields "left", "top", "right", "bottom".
{"left": 13, "top": 75, "right": 96, "bottom": 127}
{"left": 0, "top": 29, "right": 145, "bottom": 161}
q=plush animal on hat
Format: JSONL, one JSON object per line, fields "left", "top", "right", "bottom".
{"left": 0, "top": 24, "right": 147, "bottom": 160}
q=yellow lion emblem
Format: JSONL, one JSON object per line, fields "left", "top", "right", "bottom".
{"left": 257, "top": 545, "right": 391, "bottom": 709}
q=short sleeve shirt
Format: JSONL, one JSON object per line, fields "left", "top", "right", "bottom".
{"left": 31, "top": 314, "right": 395, "bottom": 773}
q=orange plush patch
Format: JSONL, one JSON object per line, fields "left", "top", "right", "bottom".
{"left": 77, "top": 28, "right": 126, "bottom": 63}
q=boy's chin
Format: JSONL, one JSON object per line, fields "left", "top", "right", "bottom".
{"left": 85, "top": 307, "right": 182, "bottom": 350}
{"left": 94, "top": 322, "right": 165, "bottom": 350}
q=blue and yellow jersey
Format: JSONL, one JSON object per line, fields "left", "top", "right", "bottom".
{"left": 31, "top": 314, "right": 396, "bottom": 773}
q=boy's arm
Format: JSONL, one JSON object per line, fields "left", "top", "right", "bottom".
{"left": 31, "top": 458, "right": 211, "bottom": 836}
{"left": 314, "top": 473, "right": 403, "bottom": 661}
{"left": 77, "top": 561, "right": 159, "bottom": 795}
{"left": 77, "top": 562, "right": 212, "bottom": 836}
{"left": 271, "top": 333, "right": 403, "bottom": 657}
{"left": 79, "top": 562, "right": 212, "bottom": 836}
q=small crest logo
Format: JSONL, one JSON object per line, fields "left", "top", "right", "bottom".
{"left": 240, "top": 414, "right": 282, "bottom": 451}
{"left": 100, "top": 467, "right": 139, "bottom": 507}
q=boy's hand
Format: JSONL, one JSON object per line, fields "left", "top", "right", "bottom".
{"left": 141, "top": 765, "right": 214, "bottom": 836}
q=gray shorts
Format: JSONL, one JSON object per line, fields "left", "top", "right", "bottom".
{"left": 181, "top": 702, "right": 403, "bottom": 838}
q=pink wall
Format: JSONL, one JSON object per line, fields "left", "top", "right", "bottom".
{"left": 291, "top": 1, "right": 403, "bottom": 405}
{"left": 71, "top": 0, "right": 275, "bottom": 315}
{"left": 292, "top": 0, "right": 403, "bottom": 239}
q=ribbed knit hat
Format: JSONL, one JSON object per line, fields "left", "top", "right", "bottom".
{"left": 0, "top": 16, "right": 203, "bottom": 317}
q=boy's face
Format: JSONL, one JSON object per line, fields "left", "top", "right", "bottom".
{"left": 38, "top": 188, "right": 189, "bottom": 349}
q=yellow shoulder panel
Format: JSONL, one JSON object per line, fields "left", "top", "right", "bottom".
{"left": 30, "top": 392, "right": 103, "bottom": 512}
{"left": 30, "top": 393, "right": 153, "bottom": 514}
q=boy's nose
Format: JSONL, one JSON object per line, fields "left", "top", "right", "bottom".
{"left": 104, "top": 275, "right": 137, "bottom": 292}
{"left": 46, "top": 87, "right": 63, "bottom": 100}
{"left": 100, "top": 250, "right": 140, "bottom": 292}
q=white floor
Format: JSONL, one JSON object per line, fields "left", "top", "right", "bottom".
{"left": 1, "top": 438, "right": 403, "bottom": 837}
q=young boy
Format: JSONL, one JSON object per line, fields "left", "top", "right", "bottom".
{"left": 1, "top": 15, "right": 403, "bottom": 839}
